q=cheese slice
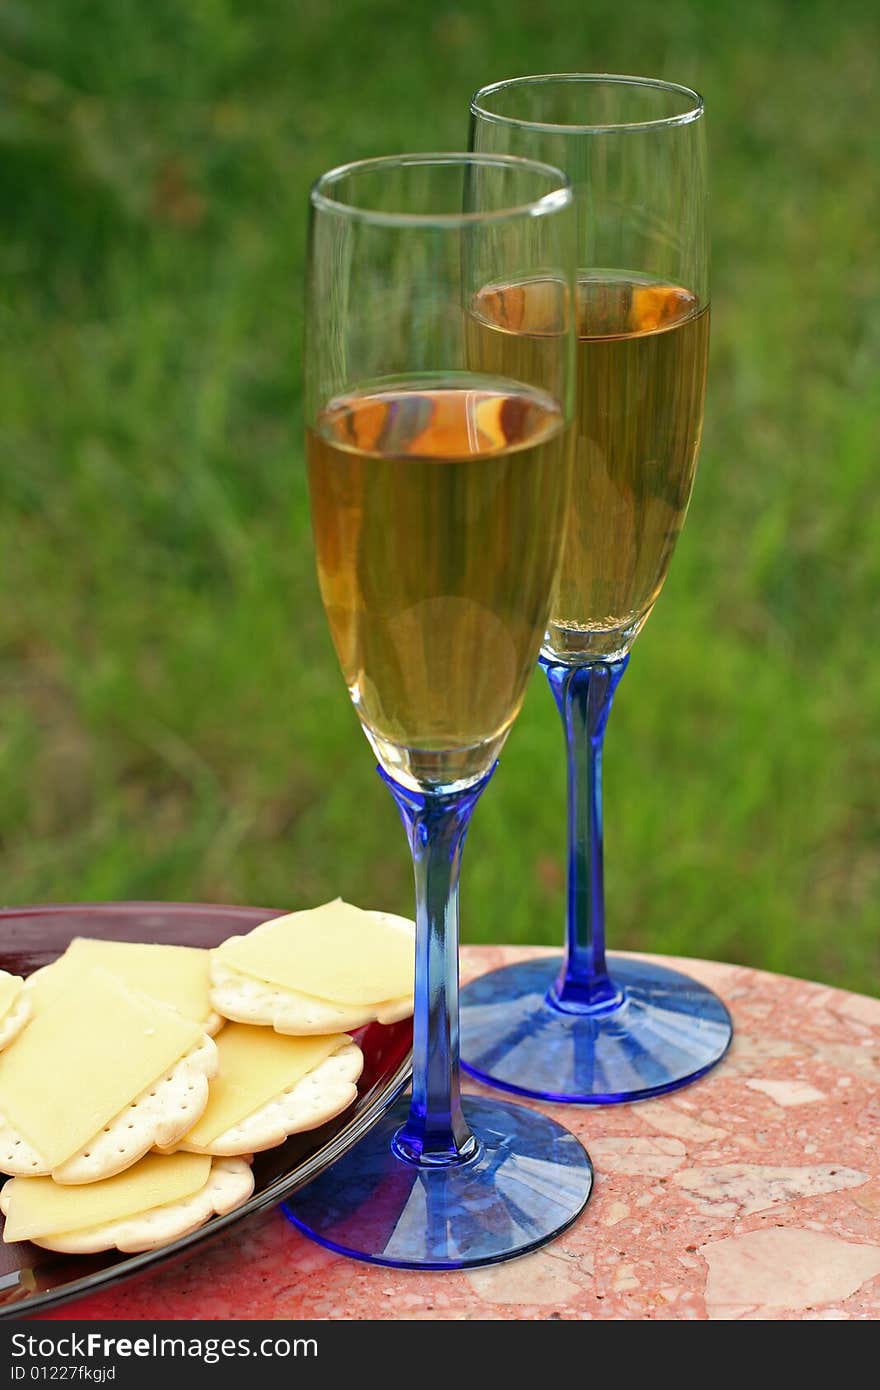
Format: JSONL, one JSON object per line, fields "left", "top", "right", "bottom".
{"left": 216, "top": 901, "right": 413, "bottom": 1005}
{"left": 29, "top": 939, "right": 213, "bottom": 1026}
{"left": 0, "top": 973, "right": 22, "bottom": 1025}
{"left": 0, "top": 966, "right": 202, "bottom": 1168}
{"left": 182, "top": 1024, "right": 345, "bottom": 1147}
{"left": 2, "top": 1152, "right": 211, "bottom": 1242}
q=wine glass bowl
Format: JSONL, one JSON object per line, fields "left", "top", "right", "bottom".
{"left": 303, "top": 153, "right": 575, "bottom": 795}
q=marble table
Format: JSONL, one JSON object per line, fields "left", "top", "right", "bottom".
{"left": 34, "top": 947, "right": 880, "bottom": 1321}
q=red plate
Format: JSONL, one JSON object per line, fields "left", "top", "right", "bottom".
{"left": 0, "top": 902, "right": 412, "bottom": 1317}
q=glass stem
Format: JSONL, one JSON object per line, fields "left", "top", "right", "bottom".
{"left": 541, "top": 656, "right": 629, "bottom": 1012}
{"left": 379, "top": 764, "right": 494, "bottom": 1166}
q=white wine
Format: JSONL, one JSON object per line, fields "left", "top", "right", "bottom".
{"left": 307, "top": 381, "right": 570, "bottom": 790}
{"left": 469, "top": 274, "right": 709, "bottom": 660}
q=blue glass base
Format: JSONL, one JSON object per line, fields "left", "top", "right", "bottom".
{"left": 283, "top": 1094, "right": 593, "bottom": 1269}
{"left": 460, "top": 955, "right": 733, "bottom": 1104}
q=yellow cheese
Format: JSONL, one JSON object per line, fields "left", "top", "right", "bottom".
{"left": 29, "top": 939, "right": 213, "bottom": 1026}
{"left": 0, "top": 966, "right": 202, "bottom": 1168}
{"left": 217, "top": 901, "right": 413, "bottom": 1005}
{"left": 0, "top": 972, "right": 22, "bottom": 1025}
{"left": 183, "top": 1024, "right": 345, "bottom": 1146}
{"left": 3, "top": 1152, "right": 211, "bottom": 1241}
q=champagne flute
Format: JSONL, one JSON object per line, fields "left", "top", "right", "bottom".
{"left": 285, "top": 152, "right": 593, "bottom": 1267}
{"left": 461, "top": 76, "right": 733, "bottom": 1103}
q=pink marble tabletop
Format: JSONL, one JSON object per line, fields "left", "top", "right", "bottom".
{"left": 34, "top": 947, "right": 880, "bottom": 1322}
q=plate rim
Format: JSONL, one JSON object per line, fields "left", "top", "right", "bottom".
{"left": 0, "top": 901, "right": 413, "bottom": 1319}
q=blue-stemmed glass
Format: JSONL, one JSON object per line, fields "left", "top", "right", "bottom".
{"left": 285, "top": 153, "right": 593, "bottom": 1266}
{"left": 460, "top": 76, "right": 732, "bottom": 1103}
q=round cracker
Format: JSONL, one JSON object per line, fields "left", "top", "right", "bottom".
{"left": 0, "top": 1034, "right": 218, "bottom": 1183}
{"left": 209, "top": 910, "right": 414, "bottom": 1034}
{"left": 172, "top": 1040, "right": 364, "bottom": 1156}
{"left": 1, "top": 1157, "right": 254, "bottom": 1254}
{"left": 209, "top": 958, "right": 412, "bottom": 1033}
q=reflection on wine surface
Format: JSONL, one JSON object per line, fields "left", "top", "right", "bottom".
{"left": 469, "top": 274, "right": 709, "bottom": 660}
{"left": 307, "top": 380, "right": 569, "bottom": 790}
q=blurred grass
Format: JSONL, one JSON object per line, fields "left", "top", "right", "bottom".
{"left": 0, "top": 0, "right": 877, "bottom": 992}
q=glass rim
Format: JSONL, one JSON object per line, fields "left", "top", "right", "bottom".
{"left": 471, "top": 73, "right": 704, "bottom": 134}
{"left": 310, "top": 151, "right": 573, "bottom": 227}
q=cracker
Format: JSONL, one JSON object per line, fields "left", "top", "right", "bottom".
{"left": 209, "top": 910, "right": 414, "bottom": 1034}
{"left": 173, "top": 1040, "right": 364, "bottom": 1156}
{"left": 210, "top": 957, "right": 412, "bottom": 1033}
{"left": 0, "top": 1157, "right": 254, "bottom": 1254}
{"left": 0, "top": 990, "right": 30, "bottom": 1054}
{"left": 0, "top": 1035, "right": 218, "bottom": 1183}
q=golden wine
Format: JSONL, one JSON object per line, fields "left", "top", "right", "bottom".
{"left": 469, "top": 274, "right": 709, "bottom": 660}
{"left": 307, "top": 381, "right": 570, "bottom": 790}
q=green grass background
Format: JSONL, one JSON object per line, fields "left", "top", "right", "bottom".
{"left": 1, "top": 0, "right": 877, "bottom": 992}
